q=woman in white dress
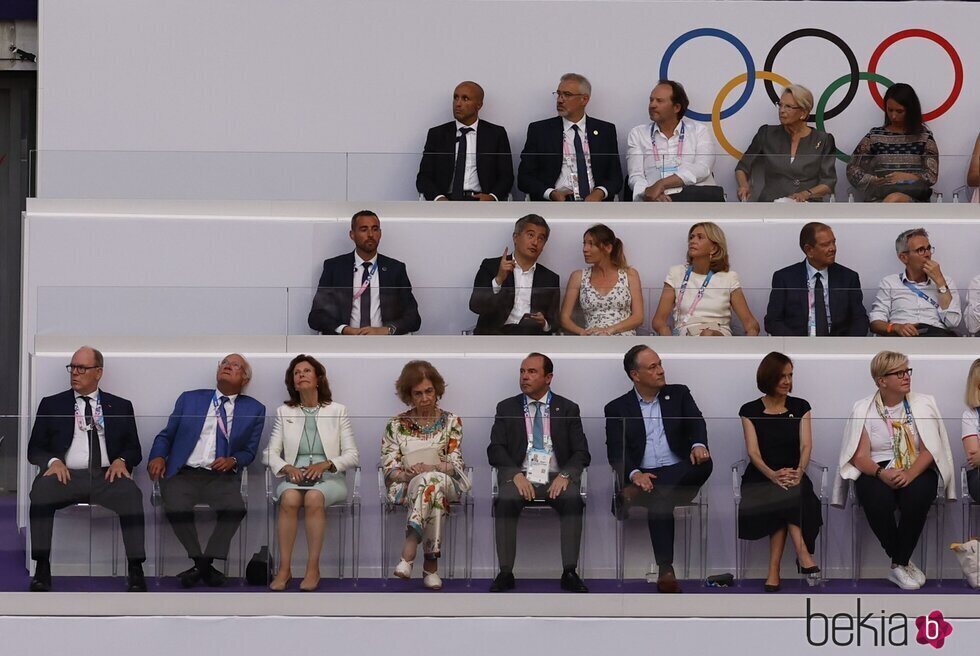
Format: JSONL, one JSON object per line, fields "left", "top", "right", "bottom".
{"left": 652, "top": 221, "right": 760, "bottom": 336}
{"left": 560, "top": 223, "right": 644, "bottom": 336}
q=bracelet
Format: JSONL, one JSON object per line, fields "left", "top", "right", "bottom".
{"left": 886, "top": 323, "right": 894, "bottom": 334}
{"left": 874, "top": 465, "right": 883, "bottom": 479}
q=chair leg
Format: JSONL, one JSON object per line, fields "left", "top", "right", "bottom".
{"left": 936, "top": 503, "right": 945, "bottom": 588}
{"left": 733, "top": 502, "right": 741, "bottom": 586}
{"left": 699, "top": 502, "right": 708, "bottom": 584}
{"left": 851, "top": 505, "right": 860, "bottom": 586}
{"left": 239, "top": 511, "right": 247, "bottom": 581}
{"left": 682, "top": 507, "right": 691, "bottom": 581}
{"left": 464, "top": 499, "right": 473, "bottom": 587}
{"left": 381, "top": 505, "right": 389, "bottom": 586}
{"left": 337, "top": 506, "right": 347, "bottom": 580}
{"left": 615, "top": 515, "right": 624, "bottom": 586}
{"left": 155, "top": 505, "right": 164, "bottom": 579}
{"left": 446, "top": 510, "right": 457, "bottom": 580}
{"left": 112, "top": 514, "right": 119, "bottom": 577}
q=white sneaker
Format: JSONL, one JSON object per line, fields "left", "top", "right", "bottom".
{"left": 888, "top": 565, "right": 921, "bottom": 590}
{"left": 423, "top": 571, "right": 442, "bottom": 590}
{"left": 393, "top": 559, "right": 413, "bottom": 579}
{"left": 905, "top": 561, "right": 927, "bottom": 586}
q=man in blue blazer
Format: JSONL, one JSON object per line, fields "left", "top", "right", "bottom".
{"left": 765, "top": 222, "right": 869, "bottom": 336}
{"left": 148, "top": 353, "right": 265, "bottom": 587}
{"left": 518, "top": 73, "right": 622, "bottom": 202}
{"left": 27, "top": 346, "right": 146, "bottom": 592}
{"left": 605, "top": 345, "right": 712, "bottom": 593}
{"left": 307, "top": 210, "right": 422, "bottom": 335}
{"left": 416, "top": 81, "right": 514, "bottom": 201}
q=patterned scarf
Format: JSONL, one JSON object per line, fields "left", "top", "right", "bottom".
{"left": 874, "top": 392, "right": 918, "bottom": 470}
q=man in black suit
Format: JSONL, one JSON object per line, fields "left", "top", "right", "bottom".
{"left": 605, "top": 345, "right": 712, "bottom": 593}
{"left": 308, "top": 210, "right": 422, "bottom": 335}
{"left": 27, "top": 346, "right": 146, "bottom": 592}
{"left": 765, "top": 222, "right": 869, "bottom": 336}
{"left": 416, "top": 81, "right": 514, "bottom": 201}
{"left": 487, "top": 353, "right": 591, "bottom": 592}
{"left": 469, "top": 214, "right": 560, "bottom": 335}
{"left": 518, "top": 73, "right": 622, "bottom": 201}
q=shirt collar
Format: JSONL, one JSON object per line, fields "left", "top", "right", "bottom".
{"left": 74, "top": 389, "right": 101, "bottom": 402}
{"left": 651, "top": 118, "right": 684, "bottom": 138}
{"left": 214, "top": 390, "right": 239, "bottom": 403}
{"left": 455, "top": 119, "right": 479, "bottom": 133}
{"left": 634, "top": 388, "right": 660, "bottom": 405}
{"left": 525, "top": 391, "right": 550, "bottom": 405}
{"left": 804, "top": 259, "right": 827, "bottom": 280}
{"left": 355, "top": 253, "right": 379, "bottom": 269}
{"left": 562, "top": 115, "right": 588, "bottom": 133}
{"left": 900, "top": 270, "right": 929, "bottom": 286}
{"left": 514, "top": 259, "right": 537, "bottom": 275}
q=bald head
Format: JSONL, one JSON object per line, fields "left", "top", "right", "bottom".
{"left": 453, "top": 81, "right": 484, "bottom": 125}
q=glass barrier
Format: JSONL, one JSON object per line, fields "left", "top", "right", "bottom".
{"left": 3, "top": 409, "right": 978, "bottom": 592}
{"left": 35, "top": 285, "right": 980, "bottom": 337}
{"left": 29, "top": 150, "right": 978, "bottom": 204}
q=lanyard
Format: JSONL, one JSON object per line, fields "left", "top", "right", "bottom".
{"left": 523, "top": 391, "right": 553, "bottom": 449}
{"left": 74, "top": 395, "right": 104, "bottom": 433}
{"left": 900, "top": 273, "right": 941, "bottom": 316}
{"left": 212, "top": 392, "right": 230, "bottom": 441}
{"left": 651, "top": 121, "right": 685, "bottom": 176}
{"left": 561, "top": 125, "right": 592, "bottom": 199}
{"left": 352, "top": 261, "right": 379, "bottom": 301}
{"left": 673, "top": 265, "right": 713, "bottom": 334}
{"left": 877, "top": 397, "right": 914, "bottom": 434}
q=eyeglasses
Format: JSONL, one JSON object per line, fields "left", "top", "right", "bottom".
{"left": 553, "top": 91, "right": 585, "bottom": 100}
{"left": 884, "top": 368, "right": 913, "bottom": 379}
{"left": 774, "top": 101, "right": 802, "bottom": 111}
{"left": 66, "top": 364, "right": 101, "bottom": 373}
{"left": 902, "top": 245, "right": 935, "bottom": 256}
{"left": 220, "top": 360, "right": 245, "bottom": 370}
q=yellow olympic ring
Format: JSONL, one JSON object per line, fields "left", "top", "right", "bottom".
{"left": 712, "top": 71, "right": 792, "bottom": 159}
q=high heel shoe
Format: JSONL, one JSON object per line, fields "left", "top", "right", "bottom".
{"left": 763, "top": 580, "right": 781, "bottom": 593}
{"left": 796, "top": 559, "right": 820, "bottom": 575}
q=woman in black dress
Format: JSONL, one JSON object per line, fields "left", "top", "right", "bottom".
{"left": 738, "top": 352, "right": 822, "bottom": 591}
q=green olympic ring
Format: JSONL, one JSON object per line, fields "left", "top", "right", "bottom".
{"left": 815, "top": 72, "right": 894, "bottom": 163}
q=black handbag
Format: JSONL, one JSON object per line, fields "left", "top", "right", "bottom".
{"left": 246, "top": 545, "right": 270, "bottom": 585}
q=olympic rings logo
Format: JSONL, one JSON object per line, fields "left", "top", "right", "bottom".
{"left": 659, "top": 28, "right": 964, "bottom": 162}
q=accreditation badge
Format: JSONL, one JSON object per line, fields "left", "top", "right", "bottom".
{"left": 526, "top": 448, "right": 552, "bottom": 485}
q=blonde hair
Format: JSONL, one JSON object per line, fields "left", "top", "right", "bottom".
{"left": 870, "top": 351, "right": 908, "bottom": 382}
{"left": 686, "top": 221, "right": 730, "bottom": 273}
{"left": 966, "top": 358, "right": 980, "bottom": 408}
{"left": 783, "top": 85, "right": 814, "bottom": 115}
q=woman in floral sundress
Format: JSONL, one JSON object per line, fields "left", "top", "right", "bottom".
{"left": 382, "top": 361, "right": 470, "bottom": 590}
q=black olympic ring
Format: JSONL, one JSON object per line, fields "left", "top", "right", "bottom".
{"left": 763, "top": 28, "right": 860, "bottom": 123}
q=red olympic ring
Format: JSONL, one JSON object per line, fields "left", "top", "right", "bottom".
{"left": 867, "top": 29, "right": 962, "bottom": 122}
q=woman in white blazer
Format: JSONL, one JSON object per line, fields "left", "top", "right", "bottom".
{"left": 832, "top": 351, "right": 955, "bottom": 590}
{"left": 263, "top": 355, "right": 359, "bottom": 591}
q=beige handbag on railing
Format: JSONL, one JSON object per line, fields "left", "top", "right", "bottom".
{"left": 951, "top": 540, "right": 980, "bottom": 588}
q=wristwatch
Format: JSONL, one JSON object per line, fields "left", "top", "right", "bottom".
{"left": 938, "top": 285, "right": 949, "bottom": 294}
{"left": 387, "top": 325, "right": 395, "bottom": 335}
{"left": 558, "top": 472, "right": 571, "bottom": 480}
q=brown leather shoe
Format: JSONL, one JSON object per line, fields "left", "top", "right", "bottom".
{"left": 657, "top": 569, "right": 682, "bottom": 593}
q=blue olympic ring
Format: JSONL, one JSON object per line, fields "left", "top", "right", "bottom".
{"left": 660, "top": 28, "right": 755, "bottom": 122}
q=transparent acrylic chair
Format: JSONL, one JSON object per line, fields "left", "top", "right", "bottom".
{"left": 265, "top": 466, "right": 361, "bottom": 584}
{"left": 731, "top": 458, "right": 829, "bottom": 586}
{"left": 379, "top": 466, "right": 474, "bottom": 586}
{"left": 151, "top": 468, "right": 249, "bottom": 579}
{"left": 848, "top": 474, "right": 945, "bottom": 587}
{"left": 490, "top": 467, "right": 588, "bottom": 577}
{"left": 611, "top": 466, "right": 707, "bottom": 585}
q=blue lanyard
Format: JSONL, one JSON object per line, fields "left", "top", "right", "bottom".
{"left": 673, "top": 265, "right": 714, "bottom": 334}
{"left": 900, "top": 274, "right": 941, "bottom": 313}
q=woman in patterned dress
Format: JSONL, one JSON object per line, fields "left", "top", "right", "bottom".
{"left": 383, "top": 361, "right": 470, "bottom": 590}
{"left": 559, "top": 223, "right": 644, "bottom": 336}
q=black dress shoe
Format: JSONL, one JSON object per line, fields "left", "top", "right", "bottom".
{"left": 489, "top": 572, "right": 515, "bottom": 592}
{"left": 560, "top": 570, "right": 589, "bottom": 593}
{"left": 30, "top": 560, "right": 51, "bottom": 592}
{"left": 127, "top": 564, "right": 147, "bottom": 592}
{"left": 177, "top": 565, "right": 203, "bottom": 588}
{"left": 202, "top": 564, "right": 226, "bottom": 587}
{"left": 764, "top": 580, "right": 781, "bottom": 593}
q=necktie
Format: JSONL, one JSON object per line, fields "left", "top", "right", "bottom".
{"left": 531, "top": 401, "right": 545, "bottom": 450}
{"left": 451, "top": 127, "right": 473, "bottom": 200}
{"left": 572, "top": 124, "right": 591, "bottom": 200}
{"left": 82, "top": 396, "right": 102, "bottom": 472}
{"left": 814, "top": 272, "right": 829, "bottom": 336}
{"left": 359, "top": 261, "right": 372, "bottom": 328}
{"left": 215, "top": 396, "right": 230, "bottom": 458}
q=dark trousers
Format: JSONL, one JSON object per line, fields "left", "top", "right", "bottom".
{"left": 967, "top": 467, "right": 980, "bottom": 504}
{"left": 854, "top": 465, "right": 938, "bottom": 566}
{"left": 29, "top": 469, "right": 146, "bottom": 563}
{"left": 625, "top": 460, "right": 713, "bottom": 567}
{"left": 160, "top": 467, "right": 246, "bottom": 561}
{"left": 493, "top": 474, "right": 584, "bottom": 572}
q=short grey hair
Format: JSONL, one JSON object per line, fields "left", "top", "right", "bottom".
{"left": 782, "top": 84, "right": 814, "bottom": 114}
{"left": 895, "top": 227, "right": 928, "bottom": 254}
{"left": 560, "top": 73, "right": 591, "bottom": 96}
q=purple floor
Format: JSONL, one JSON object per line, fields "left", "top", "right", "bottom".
{"left": 1, "top": 495, "right": 975, "bottom": 594}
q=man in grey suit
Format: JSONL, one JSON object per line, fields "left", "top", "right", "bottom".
{"left": 487, "top": 353, "right": 591, "bottom": 592}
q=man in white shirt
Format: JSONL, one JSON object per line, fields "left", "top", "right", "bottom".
{"left": 627, "top": 80, "right": 720, "bottom": 202}
{"left": 965, "top": 274, "right": 980, "bottom": 336}
{"left": 469, "top": 214, "right": 560, "bottom": 335}
{"left": 518, "top": 73, "right": 622, "bottom": 202}
{"left": 870, "top": 227, "right": 962, "bottom": 337}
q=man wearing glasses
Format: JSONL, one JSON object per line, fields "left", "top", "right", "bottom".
{"left": 27, "top": 346, "right": 147, "bottom": 591}
{"left": 869, "top": 227, "right": 962, "bottom": 337}
{"left": 147, "top": 353, "right": 265, "bottom": 587}
{"left": 517, "top": 73, "right": 622, "bottom": 202}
